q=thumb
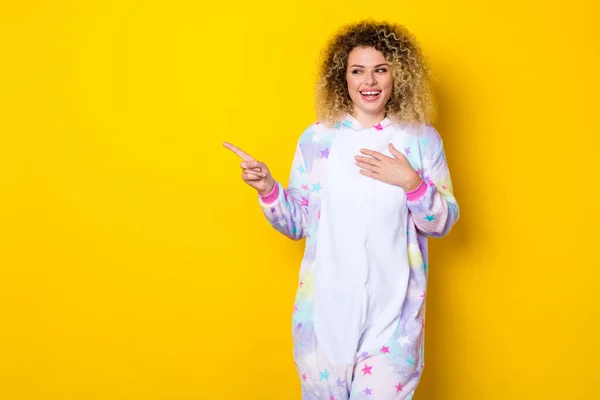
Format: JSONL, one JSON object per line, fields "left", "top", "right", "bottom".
{"left": 388, "top": 143, "right": 406, "bottom": 160}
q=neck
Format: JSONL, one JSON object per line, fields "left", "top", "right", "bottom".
{"left": 352, "top": 109, "right": 386, "bottom": 128}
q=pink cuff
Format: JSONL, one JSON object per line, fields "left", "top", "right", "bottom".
{"left": 260, "top": 183, "right": 280, "bottom": 204}
{"left": 406, "top": 179, "right": 427, "bottom": 201}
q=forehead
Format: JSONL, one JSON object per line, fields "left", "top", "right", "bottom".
{"left": 347, "top": 46, "right": 387, "bottom": 65}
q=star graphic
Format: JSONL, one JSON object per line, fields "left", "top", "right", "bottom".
{"left": 312, "top": 182, "right": 322, "bottom": 193}
{"left": 277, "top": 217, "right": 287, "bottom": 226}
{"left": 335, "top": 122, "right": 341, "bottom": 129}
{"left": 361, "top": 364, "right": 373, "bottom": 375}
{"left": 301, "top": 184, "right": 309, "bottom": 191}
{"left": 380, "top": 346, "right": 390, "bottom": 354}
{"left": 407, "top": 356, "right": 415, "bottom": 366}
{"left": 425, "top": 215, "right": 435, "bottom": 222}
{"left": 361, "top": 351, "right": 369, "bottom": 358}
{"left": 398, "top": 335, "right": 410, "bottom": 346}
{"left": 374, "top": 123, "right": 383, "bottom": 130}
{"left": 417, "top": 168, "right": 423, "bottom": 176}
{"left": 320, "top": 370, "right": 330, "bottom": 380}
{"left": 343, "top": 120, "right": 352, "bottom": 128}
{"left": 302, "top": 373, "right": 308, "bottom": 381}
{"left": 296, "top": 322, "right": 303, "bottom": 329}
{"left": 301, "top": 197, "right": 309, "bottom": 206}
{"left": 321, "top": 148, "right": 330, "bottom": 158}
{"left": 404, "top": 147, "right": 411, "bottom": 155}
{"left": 293, "top": 304, "right": 298, "bottom": 313}
{"left": 297, "top": 164, "right": 307, "bottom": 174}
{"left": 330, "top": 396, "right": 335, "bottom": 400}
{"left": 299, "top": 280, "right": 304, "bottom": 287}
{"left": 363, "top": 387, "right": 372, "bottom": 396}
{"left": 395, "top": 382, "right": 404, "bottom": 392}
{"left": 336, "top": 378, "right": 345, "bottom": 387}
{"left": 270, "top": 207, "right": 276, "bottom": 214}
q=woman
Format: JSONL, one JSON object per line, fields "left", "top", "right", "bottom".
{"left": 224, "top": 20, "right": 459, "bottom": 400}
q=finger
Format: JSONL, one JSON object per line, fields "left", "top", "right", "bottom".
{"left": 242, "top": 172, "right": 264, "bottom": 181}
{"left": 388, "top": 143, "right": 407, "bottom": 160}
{"left": 243, "top": 169, "right": 267, "bottom": 178}
{"left": 354, "top": 156, "right": 380, "bottom": 167}
{"left": 359, "top": 148, "right": 388, "bottom": 161}
{"left": 240, "top": 161, "right": 262, "bottom": 172}
{"left": 359, "top": 169, "right": 382, "bottom": 180}
{"left": 223, "top": 142, "right": 254, "bottom": 161}
{"left": 355, "top": 160, "right": 381, "bottom": 173}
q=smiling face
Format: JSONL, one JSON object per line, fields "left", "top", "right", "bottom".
{"left": 346, "top": 46, "right": 393, "bottom": 123}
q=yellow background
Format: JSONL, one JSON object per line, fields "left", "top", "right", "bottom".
{"left": 1, "top": 0, "right": 599, "bottom": 399}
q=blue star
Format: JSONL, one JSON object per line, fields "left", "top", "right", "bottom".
{"left": 335, "top": 122, "right": 341, "bottom": 129}
{"left": 407, "top": 356, "right": 415, "bottom": 366}
{"left": 425, "top": 215, "right": 435, "bottom": 222}
{"left": 312, "top": 182, "right": 322, "bottom": 193}
{"left": 320, "top": 370, "right": 330, "bottom": 380}
{"left": 421, "top": 138, "right": 429, "bottom": 147}
{"left": 342, "top": 120, "right": 353, "bottom": 128}
{"left": 297, "top": 164, "right": 307, "bottom": 174}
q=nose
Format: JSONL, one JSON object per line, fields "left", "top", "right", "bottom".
{"left": 365, "top": 70, "right": 377, "bottom": 86}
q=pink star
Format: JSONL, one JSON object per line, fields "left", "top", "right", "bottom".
{"left": 330, "top": 396, "right": 335, "bottom": 400}
{"left": 361, "top": 364, "right": 373, "bottom": 375}
{"left": 302, "top": 373, "right": 308, "bottom": 381}
{"left": 417, "top": 168, "right": 423, "bottom": 176}
{"left": 318, "top": 210, "right": 321, "bottom": 219}
{"left": 293, "top": 304, "right": 298, "bottom": 313}
{"left": 380, "top": 346, "right": 390, "bottom": 354}
{"left": 420, "top": 291, "right": 425, "bottom": 298}
{"left": 427, "top": 179, "right": 435, "bottom": 187}
{"left": 301, "top": 197, "right": 309, "bottom": 206}
{"left": 301, "top": 184, "right": 309, "bottom": 191}
{"left": 374, "top": 123, "right": 383, "bottom": 130}
{"left": 394, "top": 382, "right": 403, "bottom": 392}
{"left": 316, "top": 121, "right": 320, "bottom": 125}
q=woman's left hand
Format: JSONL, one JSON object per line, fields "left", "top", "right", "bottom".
{"left": 355, "top": 143, "right": 422, "bottom": 191}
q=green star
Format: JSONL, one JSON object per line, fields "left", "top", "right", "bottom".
{"left": 425, "top": 215, "right": 435, "bottom": 222}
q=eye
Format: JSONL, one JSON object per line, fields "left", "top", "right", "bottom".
{"left": 351, "top": 69, "right": 362, "bottom": 74}
{"left": 376, "top": 68, "right": 388, "bottom": 73}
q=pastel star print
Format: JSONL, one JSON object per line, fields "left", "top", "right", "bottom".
{"left": 425, "top": 215, "right": 435, "bottom": 221}
{"left": 361, "top": 364, "right": 373, "bottom": 375}
{"left": 363, "top": 387, "right": 372, "bottom": 396}
{"left": 312, "top": 182, "right": 322, "bottom": 193}
{"left": 320, "top": 370, "right": 330, "bottom": 380}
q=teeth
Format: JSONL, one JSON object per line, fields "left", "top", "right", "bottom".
{"left": 361, "top": 91, "right": 380, "bottom": 95}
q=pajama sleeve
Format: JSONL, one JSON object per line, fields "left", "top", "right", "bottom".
{"left": 406, "top": 125, "right": 460, "bottom": 237}
{"left": 257, "top": 139, "right": 310, "bottom": 241}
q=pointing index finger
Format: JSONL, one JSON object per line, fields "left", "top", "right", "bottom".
{"left": 223, "top": 142, "right": 254, "bottom": 161}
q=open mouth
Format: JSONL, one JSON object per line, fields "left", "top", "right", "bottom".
{"left": 359, "top": 90, "right": 381, "bottom": 101}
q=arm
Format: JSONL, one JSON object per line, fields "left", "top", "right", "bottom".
{"left": 258, "top": 139, "right": 310, "bottom": 241}
{"left": 406, "top": 126, "right": 460, "bottom": 237}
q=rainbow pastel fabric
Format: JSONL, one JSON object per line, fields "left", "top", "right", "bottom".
{"left": 259, "top": 114, "right": 459, "bottom": 399}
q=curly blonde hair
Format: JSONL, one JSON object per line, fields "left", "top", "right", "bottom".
{"left": 315, "top": 20, "right": 435, "bottom": 126}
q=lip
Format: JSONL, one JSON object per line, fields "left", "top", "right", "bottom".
{"left": 359, "top": 89, "right": 382, "bottom": 102}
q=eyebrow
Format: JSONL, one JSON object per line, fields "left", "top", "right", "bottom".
{"left": 349, "top": 63, "right": 390, "bottom": 68}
